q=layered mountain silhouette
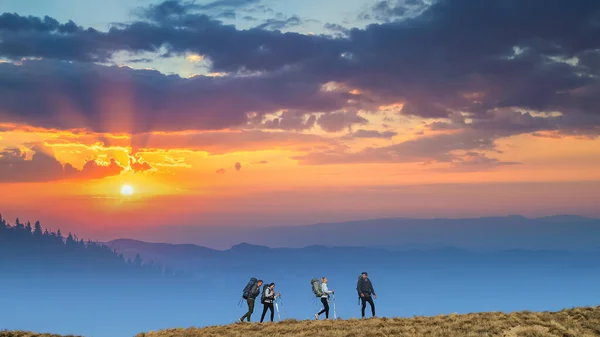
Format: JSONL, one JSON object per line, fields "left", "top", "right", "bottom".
{"left": 2, "top": 213, "right": 600, "bottom": 337}
{"left": 128, "top": 215, "right": 600, "bottom": 251}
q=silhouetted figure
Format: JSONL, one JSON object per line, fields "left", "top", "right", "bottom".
{"left": 260, "top": 283, "right": 279, "bottom": 322}
{"left": 357, "top": 272, "right": 376, "bottom": 318}
{"left": 240, "top": 279, "right": 262, "bottom": 322}
{"left": 315, "top": 277, "right": 334, "bottom": 320}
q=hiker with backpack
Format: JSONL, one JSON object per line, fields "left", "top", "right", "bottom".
{"left": 260, "top": 282, "right": 280, "bottom": 323}
{"left": 240, "top": 277, "right": 263, "bottom": 322}
{"left": 357, "top": 272, "right": 376, "bottom": 318}
{"left": 313, "top": 277, "right": 334, "bottom": 320}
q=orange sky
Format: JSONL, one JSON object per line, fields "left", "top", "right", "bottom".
{"left": 2, "top": 1, "right": 600, "bottom": 242}
{"left": 2, "top": 116, "right": 600, "bottom": 241}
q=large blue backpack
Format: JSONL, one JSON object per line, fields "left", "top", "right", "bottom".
{"left": 242, "top": 277, "right": 257, "bottom": 299}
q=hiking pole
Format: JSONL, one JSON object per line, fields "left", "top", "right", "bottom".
{"left": 275, "top": 299, "right": 281, "bottom": 321}
{"left": 278, "top": 295, "right": 286, "bottom": 320}
{"left": 332, "top": 294, "right": 337, "bottom": 319}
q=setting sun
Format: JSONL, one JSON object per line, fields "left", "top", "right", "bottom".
{"left": 121, "top": 185, "right": 134, "bottom": 196}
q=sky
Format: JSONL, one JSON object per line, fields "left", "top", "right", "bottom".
{"left": 1, "top": 0, "right": 600, "bottom": 241}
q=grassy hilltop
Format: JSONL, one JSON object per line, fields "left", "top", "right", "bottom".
{"left": 0, "top": 332, "right": 82, "bottom": 337}
{"left": 2, "top": 306, "right": 599, "bottom": 337}
{"left": 136, "top": 306, "right": 600, "bottom": 337}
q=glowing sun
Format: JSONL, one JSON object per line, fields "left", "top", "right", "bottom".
{"left": 121, "top": 185, "right": 134, "bottom": 196}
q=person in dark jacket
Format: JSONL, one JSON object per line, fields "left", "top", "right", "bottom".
{"left": 240, "top": 279, "right": 263, "bottom": 322}
{"left": 356, "top": 272, "right": 376, "bottom": 318}
{"left": 260, "top": 283, "right": 280, "bottom": 323}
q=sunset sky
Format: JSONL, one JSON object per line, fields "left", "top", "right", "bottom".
{"left": 1, "top": 0, "right": 600, "bottom": 241}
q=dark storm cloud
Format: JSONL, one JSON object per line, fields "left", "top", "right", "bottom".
{"left": 0, "top": 0, "right": 599, "bottom": 155}
{"left": 0, "top": 12, "right": 80, "bottom": 33}
{"left": 0, "top": 59, "right": 349, "bottom": 133}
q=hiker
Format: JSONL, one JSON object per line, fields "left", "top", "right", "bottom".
{"left": 315, "top": 277, "right": 334, "bottom": 320}
{"left": 240, "top": 278, "right": 263, "bottom": 322}
{"left": 357, "top": 272, "right": 376, "bottom": 318}
{"left": 260, "top": 283, "right": 280, "bottom": 323}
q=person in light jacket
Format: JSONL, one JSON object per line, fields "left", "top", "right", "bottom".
{"left": 260, "top": 283, "right": 280, "bottom": 323}
{"left": 314, "top": 277, "right": 334, "bottom": 320}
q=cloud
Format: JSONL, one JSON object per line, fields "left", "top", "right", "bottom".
{"left": 1, "top": 0, "right": 600, "bottom": 162}
{"left": 252, "top": 160, "right": 268, "bottom": 164}
{"left": 360, "top": 0, "right": 428, "bottom": 22}
{"left": 129, "top": 156, "right": 154, "bottom": 172}
{"left": 138, "top": 0, "right": 199, "bottom": 22}
{"left": 257, "top": 110, "right": 317, "bottom": 131}
{"left": 131, "top": 129, "right": 337, "bottom": 155}
{"left": 234, "top": 162, "right": 242, "bottom": 171}
{"left": 323, "top": 23, "right": 350, "bottom": 37}
{"left": 317, "top": 111, "right": 368, "bottom": 133}
{"left": 255, "top": 15, "right": 303, "bottom": 31}
{"left": 293, "top": 128, "right": 516, "bottom": 167}
{"left": 0, "top": 60, "right": 349, "bottom": 133}
{"left": 0, "top": 12, "right": 80, "bottom": 33}
{"left": 137, "top": 0, "right": 262, "bottom": 24}
{"left": 347, "top": 129, "right": 397, "bottom": 139}
{"left": 0, "top": 146, "right": 124, "bottom": 182}
{"left": 198, "top": 0, "right": 261, "bottom": 10}
{"left": 77, "top": 157, "right": 124, "bottom": 179}
{"left": 216, "top": 168, "right": 226, "bottom": 174}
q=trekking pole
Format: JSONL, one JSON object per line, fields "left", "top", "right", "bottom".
{"left": 275, "top": 299, "right": 281, "bottom": 321}
{"left": 279, "top": 295, "right": 286, "bottom": 320}
{"left": 332, "top": 294, "right": 337, "bottom": 319}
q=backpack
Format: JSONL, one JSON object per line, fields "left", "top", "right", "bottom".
{"left": 242, "top": 277, "right": 257, "bottom": 299}
{"left": 260, "top": 284, "right": 269, "bottom": 303}
{"left": 311, "top": 278, "right": 324, "bottom": 297}
{"left": 356, "top": 276, "right": 362, "bottom": 304}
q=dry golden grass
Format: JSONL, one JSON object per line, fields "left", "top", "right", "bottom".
{"left": 0, "top": 331, "right": 82, "bottom": 337}
{"left": 136, "top": 306, "right": 600, "bottom": 337}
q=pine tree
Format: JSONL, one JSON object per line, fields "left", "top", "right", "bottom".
{"left": 134, "top": 254, "right": 143, "bottom": 267}
{"left": 66, "top": 232, "right": 76, "bottom": 245}
{"left": 34, "top": 221, "right": 43, "bottom": 236}
{"left": 25, "top": 221, "right": 32, "bottom": 234}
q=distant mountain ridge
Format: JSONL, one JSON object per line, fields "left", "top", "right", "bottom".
{"left": 124, "top": 214, "right": 600, "bottom": 252}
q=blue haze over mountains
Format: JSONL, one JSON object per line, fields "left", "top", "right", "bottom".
{"left": 124, "top": 215, "right": 600, "bottom": 251}
{"left": 1, "top": 214, "right": 600, "bottom": 337}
